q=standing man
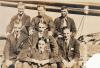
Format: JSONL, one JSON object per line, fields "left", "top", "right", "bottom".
{"left": 6, "top": 2, "right": 30, "bottom": 36}
{"left": 57, "top": 28, "right": 80, "bottom": 68}
{"left": 54, "top": 6, "right": 77, "bottom": 38}
{"left": 31, "top": 5, "right": 54, "bottom": 36}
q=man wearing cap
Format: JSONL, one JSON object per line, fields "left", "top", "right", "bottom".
{"left": 6, "top": 2, "right": 30, "bottom": 36}
{"left": 54, "top": 6, "right": 77, "bottom": 38}
{"left": 15, "top": 21, "right": 59, "bottom": 68}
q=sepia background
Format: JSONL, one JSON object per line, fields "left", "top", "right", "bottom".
{"left": 0, "top": 0, "right": 100, "bottom": 68}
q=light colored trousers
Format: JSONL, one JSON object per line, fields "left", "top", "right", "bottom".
{"left": 58, "top": 62, "right": 80, "bottom": 68}
{"left": 15, "top": 61, "right": 57, "bottom": 68}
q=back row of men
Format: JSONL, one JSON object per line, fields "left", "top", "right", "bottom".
{"left": 3, "top": 2, "right": 80, "bottom": 68}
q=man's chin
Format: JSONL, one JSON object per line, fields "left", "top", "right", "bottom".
{"left": 18, "top": 13, "right": 24, "bottom": 16}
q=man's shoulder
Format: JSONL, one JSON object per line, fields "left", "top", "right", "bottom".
{"left": 71, "top": 38, "right": 80, "bottom": 45}
{"left": 45, "top": 15, "right": 52, "bottom": 19}
{"left": 55, "top": 16, "right": 61, "bottom": 20}
{"left": 11, "top": 15, "right": 17, "bottom": 21}
{"left": 31, "top": 16, "right": 39, "bottom": 20}
{"left": 24, "top": 14, "right": 30, "bottom": 18}
{"left": 67, "top": 17, "right": 74, "bottom": 21}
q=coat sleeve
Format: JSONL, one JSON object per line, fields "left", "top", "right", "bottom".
{"left": 70, "top": 18, "right": 77, "bottom": 33}
{"left": 17, "top": 48, "right": 31, "bottom": 62}
{"left": 3, "top": 38, "right": 11, "bottom": 60}
{"left": 25, "top": 16, "right": 31, "bottom": 27}
{"left": 53, "top": 18, "right": 61, "bottom": 38}
{"left": 6, "top": 17, "right": 15, "bottom": 33}
{"left": 49, "top": 36, "right": 60, "bottom": 63}
{"left": 74, "top": 39, "right": 80, "bottom": 61}
{"left": 30, "top": 17, "right": 36, "bottom": 31}
{"left": 48, "top": 17, "right": 55, "bottom": 33}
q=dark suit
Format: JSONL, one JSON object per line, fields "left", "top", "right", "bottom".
{"left": 2, "top": 33, "right": 19, "bottom": 68}
{"left": 17, "top": 31, "right": 59, "bottom": 68}
{"left": 6, "top": 14, "right": 30, "bottom": 33}
{"left": 57, "top": 38, "right": 80, "bottom": 68}
{"left": 54, "top": 16, "right": 76, "bottom": 37}
{"left": 4, "top": 33, "right": 19, "bottom": 61}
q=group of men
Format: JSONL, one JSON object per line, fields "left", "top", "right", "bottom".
{"left": 2, "top": 2, "right": 80, "bottom": 68}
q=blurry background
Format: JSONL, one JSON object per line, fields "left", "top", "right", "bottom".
{"left": 0, "top": 1, "right": 100, "bottom": 68}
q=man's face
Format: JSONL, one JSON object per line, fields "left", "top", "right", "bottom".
{"left": 63, "top": 29, "right": 71, "bottom": 40}
{"left": 61, "top": 9, "right": 68, "bottom": 17}
{"left": 18, "top": 5, "right": 24, "bottom": 16}
{"left": 13, "top": 23, "right": 21, "bottom": 36}
{"left": 37, "top": 7, "right": 45, "bottom": 16}
{"left": 39, "top": 23, "right": 47, "bottom": 32}
{"left": 13, "top": 26, "right": 21, "bottom": 38}
{"left": 38, "top": 23, "right": 47, "bottom": 37}
{"left": 38, "top": 40, "right": 47, "bottom": 53}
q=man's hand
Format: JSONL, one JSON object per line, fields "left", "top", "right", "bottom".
{"left": 67, "top": 60, "right": 76, "bottom": 68}
{"left": 58, "top": 34, "right": 63, "bottom": 38}
{"left": 40, "top": 59, "right": 50, "bottom": 66}
{"left": 5, "top": 60, "right": 13, "bottom": 67}
{"left": 62, "top": 58, "right": 68, "bottom": 67}
{"left": 29, "top": 28, "right": 34, "bottom": 35}
{"left": 31, "top": 59, "right": 40, "bottom": 64}
{"left": 25, "top": 57, "right": 32, "bottom": 62}
{"left": 48, "top": 31, "right": 53, "bottom": 36}
{"left": 6, "top": 32, "right": 10, "bottom": 37}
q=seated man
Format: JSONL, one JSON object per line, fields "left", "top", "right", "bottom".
{"left": 57, "top": 28, "right": 80, "bottom": 68}
{"left": 2, "top": 23, "right": 22, "bottom": 68}
{"left": 16, "top": 22, "right": 59, "bottom": 68}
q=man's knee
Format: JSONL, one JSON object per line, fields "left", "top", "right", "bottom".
{"left": 2, "top": 63, "right": 7, "bottom": 68}
{"left": 72, "top": 62, "right": 80, "bottom": 68}
{"left": 23, "top": 62, "right": 31, "bottom": 68}
{"left": 50, "top": 63, "right": 57, "bottom": 68}
{"left": 15, "top": 61, "right": 23, "bottom": 68}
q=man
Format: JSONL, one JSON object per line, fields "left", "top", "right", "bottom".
{"left": 6, "top": 2, "right": 30, "bottom": 36}
{"left": 54, "top": 6, "right": 77, "bottom": 38}
{"left": 16, "top": 21, "right": 59, "bottom": 68}
{"left": 3, "top": 23, "right": 22, "bottom": 68}
{"left": 57, "top": 28, "right": 80, "bottom": 68}
{"left": 31, "top": 5, "right": 54, "bottom": 36}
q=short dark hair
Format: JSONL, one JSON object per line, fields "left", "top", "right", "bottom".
{"left": 37, "top": 4, "right": 46, "bottom": 10}
{"left": 61, "top": 6, "right": 67, "bottom": 10}
{"left": 36, "top": 38, "right": 47, "bottom": 49}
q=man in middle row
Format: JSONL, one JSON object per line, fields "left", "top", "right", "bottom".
{"left": 16, "top": 21, "right": 59, "bottom": 68}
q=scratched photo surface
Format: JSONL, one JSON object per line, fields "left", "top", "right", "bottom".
{"left": 0, "top": 0, "right": 100, "bottom": 68}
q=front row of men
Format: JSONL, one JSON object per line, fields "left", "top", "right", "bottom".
{"left": 3, "top": 2, "right": 80, "bottom": 68}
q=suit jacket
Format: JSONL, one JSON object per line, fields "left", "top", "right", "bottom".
{"left": 6, "top": 14, "right": 30, "bottom": 33}
{"left": 31, "top": 15, "right": 54, "bottom": 33}
{"left": 57, "top": 38, "right": 80, "bottom": 62}
{"left": 3, "top": 33, "right": 18, "bottom": 60}
{"left": 54, "top": 16, "right": 76, "bottom": 37}
{"left": 17, "top": 30, "right": 59, "bottom": 63}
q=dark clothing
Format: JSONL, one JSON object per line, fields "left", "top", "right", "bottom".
{"left": 15, "top": 26, "right": 29, "bottom": 51}
{"left": 54, "top": 16, "right": 76, "bottom": 37}
{"left": 17, "top": 31, "right": 59, "bottom": 63}
{"left": 6, "top": 14, "right": 30, "bottom": 33}
{"left": 57, "top": 38, "right": 80, "bottom": 62}
{"left": 3, "top": 33, "right": 18, "bottom": 60}
{"left": 31, "top": 15, "right": 54, "bottom": 32}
